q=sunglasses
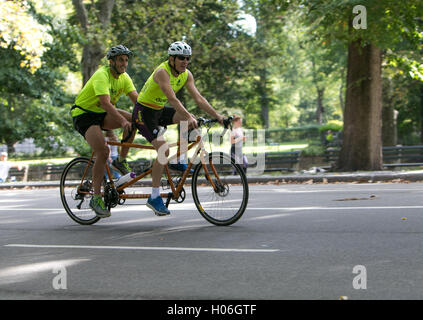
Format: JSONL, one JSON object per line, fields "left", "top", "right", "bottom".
{"left": 176, "top": 55, "right": 190, "bottom": 61}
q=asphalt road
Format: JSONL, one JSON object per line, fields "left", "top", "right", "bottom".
{"left": 1, "top": 182, "right": 423, "bottom": 301}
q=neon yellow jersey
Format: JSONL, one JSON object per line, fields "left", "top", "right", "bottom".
{"left": 72, "top": 66, "right": 136, "bottom": 117}
{"left": 137, "top": 61, "right": 188, "bottom": 110}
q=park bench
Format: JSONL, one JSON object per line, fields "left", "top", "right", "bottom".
{"left": 129, "top": 158, "right": 152, "bottom": 174}
{"left": 324, "top": 145, "right": 423, "bottom": 168}
{"left": 7, "top": 166, "right": 28, "bottom": 182}
{"left": 36, "top": 159, "right": 152, "bottom": 181}
{"left": 246, "top": 151, "right": 302, "bottom": 172}
{"left": 382, "top": 145, "right": 423, "bottom": 168}
{"left": 44, "top": 163, "right": 67, "bottom": 180}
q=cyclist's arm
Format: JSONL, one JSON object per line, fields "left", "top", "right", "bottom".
{"left": 185, "top": 71, "right": 224, "bottom": 124}
{"left": 127, "top": 90, "right": 138, "bottom": 105}
{"left": 98, "top": 94, "right": 130, "bottom": 129}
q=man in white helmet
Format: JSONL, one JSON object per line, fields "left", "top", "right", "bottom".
{"left": 132, "top": 41, "right": 224, "bottom": 216}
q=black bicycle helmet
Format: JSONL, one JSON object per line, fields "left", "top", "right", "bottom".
{"left": 106, "top": 45, "right": 133, "bottom": 59}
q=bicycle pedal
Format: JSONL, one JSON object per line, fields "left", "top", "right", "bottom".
{"left": 165, "top": 192, "right": 173, "bottom": 208}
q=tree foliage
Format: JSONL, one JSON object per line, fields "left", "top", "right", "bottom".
{"left": 0, "top": 0, "right": 421, "bottom": 167}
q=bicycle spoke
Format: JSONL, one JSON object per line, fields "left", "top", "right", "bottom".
{"left": 60, "top": 157, "right": 101, "bottom": 225}
{"left": 192, "top": 152, "right": 248, "bottom": 226}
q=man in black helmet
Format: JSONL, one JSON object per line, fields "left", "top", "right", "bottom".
{"left": 71, "top": 45, "right": 138, "bottom": 218}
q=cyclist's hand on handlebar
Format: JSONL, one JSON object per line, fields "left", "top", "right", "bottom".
{"left": 216, "top": 114, "right": 225, "bottom": 126}
{"left": 186, "top": 113, "right": 198, "bottom": 129}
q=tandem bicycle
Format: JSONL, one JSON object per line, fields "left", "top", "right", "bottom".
{"left": 60, "top": 117, "right": 249, "bottom": 226}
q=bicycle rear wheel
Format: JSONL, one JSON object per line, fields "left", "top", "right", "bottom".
{"left": 60, "top": 156, "right": 104, "bottom": 225}
{"left": 191, "top": 152, "right": 249, "bottom": 226}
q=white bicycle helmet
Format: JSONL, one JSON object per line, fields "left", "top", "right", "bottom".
{"left": 168, "top": 41, "right": 192, "bottom": 56}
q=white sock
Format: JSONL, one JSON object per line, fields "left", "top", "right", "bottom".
{"left": 151, "top": 187, "right": 160, "bottom": 199}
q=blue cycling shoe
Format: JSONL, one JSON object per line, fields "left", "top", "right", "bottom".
{"left": 147, "top": 196, "right": 171, "bottom": 216}
{"left": 169, "top": 163, "right": 194, "bottom": 174}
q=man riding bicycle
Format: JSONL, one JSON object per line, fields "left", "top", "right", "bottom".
{"left": 133, "top": 41, "right": 225, "bottom": 216}
{"left": 72, "top": 45, "right": 138, "bottom": 218}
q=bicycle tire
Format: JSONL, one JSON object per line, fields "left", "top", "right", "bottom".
{"left": 60, "top": 156, "right": 104, "bottom": 225}
{"left": 191, "top": 152, "right": 249, "bottom": 226}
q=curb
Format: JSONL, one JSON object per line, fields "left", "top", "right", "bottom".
{"left": 1, "top": 170, "right": 423, "bottom": 189}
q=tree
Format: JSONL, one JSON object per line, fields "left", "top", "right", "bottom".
{"left": 0, "top": 0, "right": 79, "bottom": 154}
{"left": 302, "top": 0, "right": 423, "bottom": 171}
{"left": 242, "top": 0, "right": 289, "bottom": 128}
{"left": 110, "top": 0, "right": 258, "bottom": 117}
{"left": 72, "top": 0, "right": 115, "bottom": 85}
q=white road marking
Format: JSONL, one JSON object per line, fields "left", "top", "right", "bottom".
{"left": 249, "top": 213, "right": 292, "bottom": 220}
{"left": 0, "top": 259, "right": 89, "bottom": 285}
{"left": 4, "top": 244, "right": 280, "bottom": 253}
{"left": 4, "top": 205, "right": 422, "bottom": 213}
{"left": 247, "top": 206, "right": 423, "bottom": 210}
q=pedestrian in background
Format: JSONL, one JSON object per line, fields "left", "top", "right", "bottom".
{"left": 0, "top": 152, "right": 22, "bottom": 182}
{"left": 230, "top": 115, "right": 248, "bottom": 174}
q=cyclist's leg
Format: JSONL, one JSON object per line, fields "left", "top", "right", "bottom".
{"left": 151, "top": 136, "right": 169, "bottom": 187}
{"left": 170, "top": 110, "right": 198, "bottom": 171}
{"left": 173, "top": 110, "right": 201, "bottom": 144}
{"left": 84, "top": 125, "right": 109, "bottom": 195}
{"left": 106, "top": 109, "right": 135, "bottom": 158}
{"left": 132, "top": 103, "right": 170, "bottom": 214}
{"left": 102, "top": 109, "right": 134, "bottom": 173}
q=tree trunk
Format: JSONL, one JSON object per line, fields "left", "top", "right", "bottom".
{"left": 257, "top": 60, "right": 270, "bottom": 129}
{"left": 255, "top": 15, "right": 270, "bottom": 129}
{"left": 316, "top": 87, "right": 325, "bottom": 124}
{"left": 382, "top": 78, "right": 397, "bottom": 146}
{"left": 6, "top": 142, "right": 15, "bottom": 155}
{"left": 81, "top": 44, "right": 105, "bottom": 85}
{"left": 420, "top": 83, "right": 423, "bottom": 143}
{"left": 72, "top": 0, "right": 115, "bottom": 85}
{"left": 339, "top": 67, "right": 346, "bottom": 116}
{"left": 337, "top": 40, "right": 383, "bottom": 171}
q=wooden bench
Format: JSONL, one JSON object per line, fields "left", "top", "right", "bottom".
{"left": 129, "top": 158, "right": 152, "bottom": 174}
{"left": 324, "top": 145, "right": 423, "bottom": 168}
{"left": 44, "top": 164, "right": 67, "bottom": 181}
{"left": 382, "top": 145, "right": 423, "bottom": 167}
{"left": 247, "top": 151, "right": 301, "bottom": 172}
{"left": 7, "top": 166, "right": 28, "bottom": 182}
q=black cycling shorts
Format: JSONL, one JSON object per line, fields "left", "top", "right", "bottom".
{"left": 73, "top": 111, "right": 107, "bottom": 138}
{"left": 132, "top": 102, "right": 176, "bottom": 142}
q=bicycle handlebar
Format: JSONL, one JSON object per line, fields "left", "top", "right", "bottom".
{"left": 197, "top": 116, "right": 233, "bottom": 128}
{"left": 121, "top": 116, "right": 234, "bottom": 143}
{"left": 197, "top": 116, "right": 234, "bottom": 138}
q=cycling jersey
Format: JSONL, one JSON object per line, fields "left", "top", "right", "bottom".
{"left": 72, "top": 66, "right": 136, "bottom": 117}
{"left": 137, "top": 61, "right": 188, "bottom": 110}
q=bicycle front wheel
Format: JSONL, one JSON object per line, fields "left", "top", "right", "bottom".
{"left": 60, "top": 157, "right": 103, "bottom": 225}
{"left": 192, "top": 152, "right": 249, "bottom": 226}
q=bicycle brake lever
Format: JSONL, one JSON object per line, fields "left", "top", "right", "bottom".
{"left": 223, "top": 116, "right": 233, "bottom": 129}
{"left": 219, "top": 116, "right": 233, "bottom": 136}
{"left": 197, "top": 117, "right": 205, "bottom": 127}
